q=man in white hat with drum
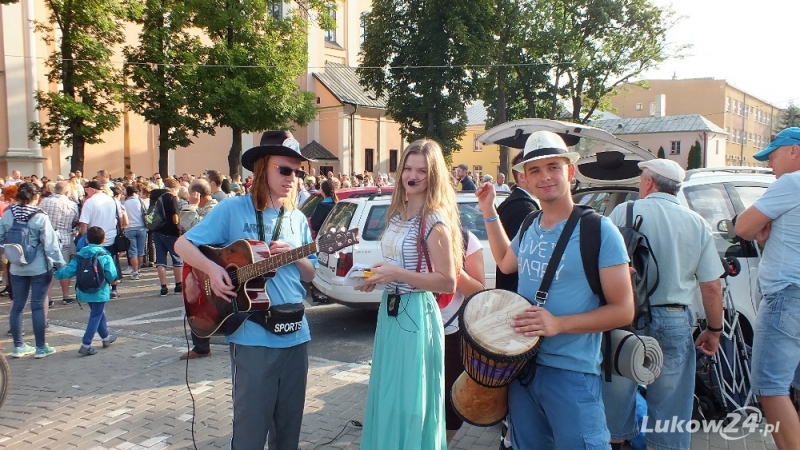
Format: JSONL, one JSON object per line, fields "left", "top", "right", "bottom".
{"left": 476, "top": 130, "right": 634, "bottom": 449}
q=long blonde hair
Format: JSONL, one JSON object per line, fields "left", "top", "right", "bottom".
{"left": 387, "top": 139, "right": 463, "bottom": 269}
{"left": 251, "top": 156, "right": 297, "bottom": 212}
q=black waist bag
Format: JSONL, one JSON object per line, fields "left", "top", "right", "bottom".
{"left": 249, "top": 303, "right": 305, "bottom": 335}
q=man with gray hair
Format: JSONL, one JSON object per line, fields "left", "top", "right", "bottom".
{"left": 602, "top": 158, "right": 724, "bottom": 450}
{"left": 40, "top": 180, "right": 80, "bottom": 303}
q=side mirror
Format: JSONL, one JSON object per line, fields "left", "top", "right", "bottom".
{"left": 717, "top": 219, "right": 736, "bottom": 241}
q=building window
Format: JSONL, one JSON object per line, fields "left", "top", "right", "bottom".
{"left": 716, "top": 141, "right": 720, "bottom": 155}
{"left": 324, "top": 7, "right": 336, "bottom": 43}
{"left": 635, "top": 103, "right": 643, "bottom": 111}
{"left": 649, "top": 102, "right": 655, "bottom": 116}
{"left": 670, "top": 141, "right": 681, "bottom": 155}
{"left": 473, "top": 134, "right": 482, "bottom": 151}
{"left": 364, "top": 148, "right": 374, "bottom": 173}
{"left": 725, "top": 97, "right": 730, "bottom": 112}
{"left": 726, "top": 128, "right": 730, "bottom": 141}
{"left": 389, "top": 149, "right": 398, "bottom": 173}
{"left": 268, "top": 0, "right": 282, "bottom": 21}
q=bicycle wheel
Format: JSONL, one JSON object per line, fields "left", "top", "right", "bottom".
{"left": 0, "top": 353, "right": 9, "bottom": 409}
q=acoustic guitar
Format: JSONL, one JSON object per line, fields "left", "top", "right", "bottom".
{"left": 182, "top": 229, "right": 359, "bottom": 337}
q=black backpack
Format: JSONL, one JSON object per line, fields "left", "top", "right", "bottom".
{"left": 517, "top": 202, "right": 660, "bottom": 380}
{"left": 75, "top": 251, "right": 107, "bottom": 294}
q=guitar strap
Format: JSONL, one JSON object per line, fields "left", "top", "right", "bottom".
{"left": 225, "top": 206, "right": 285, "bottom": 335}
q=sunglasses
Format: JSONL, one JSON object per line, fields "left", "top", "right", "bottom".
{"left": 269, "top": 163, "right": 306, "bottom": 179}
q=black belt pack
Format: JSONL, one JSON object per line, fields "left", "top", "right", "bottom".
{"left": 260, "top": 303, "right": 305, "bottom": 335}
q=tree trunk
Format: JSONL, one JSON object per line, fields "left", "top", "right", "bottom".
{"left": 158, "top": 125, "right": 170, "bottom": 176}
{"left": 228, "top": 127, "right": 243, "bottom": 177}
{"left": 69, "top": 115, "right": 84, "bottom": 173}
{"left": 497, "top": 67, "right": 509, "bottom": 178}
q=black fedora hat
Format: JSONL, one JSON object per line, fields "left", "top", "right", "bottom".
{"left": 241, "top": 130, "right": 314, "bottom": 171}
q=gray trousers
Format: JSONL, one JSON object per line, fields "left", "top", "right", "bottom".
{"left": 229, "top": 342, "right": 309, "bottom": 450}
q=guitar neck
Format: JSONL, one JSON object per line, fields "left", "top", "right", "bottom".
{"left": 238, "top": 241, "right": 319, "bottom": 283}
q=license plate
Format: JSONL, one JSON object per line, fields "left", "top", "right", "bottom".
{"left": 318, "top": 252, "right": 329, "bottom": 266}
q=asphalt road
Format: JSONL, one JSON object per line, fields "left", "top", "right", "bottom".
{"left": 0, "top": 266, "right": 379, "bottom": 364}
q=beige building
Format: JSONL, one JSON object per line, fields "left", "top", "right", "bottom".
{"left": 608, "top": 78, "right": 783, "bottom": 166}
{"left": 0, "top": 0, "right": 403, "bottom": 179}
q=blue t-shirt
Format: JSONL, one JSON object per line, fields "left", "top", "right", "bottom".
{"left": 183, "top": 195, "right": 316, "bottom": 348}
{"left": 511, "top": 214, "right": 628, "bottom": 375}
{"left": 753, "top": 171, "right": 800, "bottom": 295}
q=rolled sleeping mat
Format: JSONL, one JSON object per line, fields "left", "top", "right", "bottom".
{"left": 607, "top": 329, "right": 664, "bottom": 385}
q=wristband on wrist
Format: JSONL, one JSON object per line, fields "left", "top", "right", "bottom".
{"left": 706, "top": 324, "right": 723, "bottom": 332}
{"left": 483, "top": 215, "right": 499, "bottom": 223}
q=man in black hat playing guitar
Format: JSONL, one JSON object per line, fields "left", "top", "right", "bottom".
{"left": 175, "top": 130, "right": 318, "bottom": 450}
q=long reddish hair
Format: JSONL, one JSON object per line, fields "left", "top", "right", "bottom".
{"left": 250, "top": 156, "right": 297, "bottom": 211}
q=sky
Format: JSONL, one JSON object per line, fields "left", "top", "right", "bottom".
{"left": 642, "top": 0, "right": 798, "bottom": 108}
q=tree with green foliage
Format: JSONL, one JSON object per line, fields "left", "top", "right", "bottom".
{"left": 190, "top": 0, "right": 329, "bottom": 176}
{"left": 28, "top": 0, "right": 127, "bottom": 173}
{"left": 124, "top": 0, "right": 214, "bottom": 176}
{"left": 539, "top": 0, "right": 682, "bottom": 123}
{"left": 687, "top": 140, "right": 702, "bottom": 169}
{"left": 779, "top": 102, "right": 800, "bottom": 129}
{"left": 657, "top": 146, "right": 665, "bottom": 158}
{"left": 358, "top": 0, "right": 493, "bottom": 158}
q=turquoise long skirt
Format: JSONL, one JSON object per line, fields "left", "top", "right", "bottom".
{"left": 360, "top": 291, "right": 447, "bottom": 450}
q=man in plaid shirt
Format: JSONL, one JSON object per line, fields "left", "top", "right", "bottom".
{"left": 40, "top": 181, "right": 79, "bottom": 304}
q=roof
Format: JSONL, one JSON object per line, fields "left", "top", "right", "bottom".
{"left": 301, "top": 141, "right": 338, "bottom": 160}
{"left": 466, "top": 100, "right": 488, "bottom": 126}
{"left": 313, "top": 62, "right": 386, "bottom": 108}
{"left": 590, "top": 114, "right": 728, "bottom": 135}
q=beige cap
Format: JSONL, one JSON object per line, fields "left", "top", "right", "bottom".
{"left": 638, "top": 159, "right": 685, "bottom": 183}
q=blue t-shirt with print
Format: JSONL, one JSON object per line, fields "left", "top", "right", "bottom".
{"left": 753, "top": 170, "right": 800, "bottom": 295}
{"left": 511, "top": 214, "right": 628, "bottom": 375}
{"left": 183, "top": 194, "right": 316, "bottom": 348}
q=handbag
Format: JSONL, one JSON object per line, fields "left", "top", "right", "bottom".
{"left": 415, "top": 215, "right": 457, "bottom": 309}
{"left": 114, "top": 204, "right": 131, "bottom": 252}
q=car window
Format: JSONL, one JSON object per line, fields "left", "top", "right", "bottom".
{"left": 362, "top": 205, "right": 389, "bottom": 241}
{"left": 573, "top": 190, "right": 639, "bottom": 216}
{"left": 458, "top": 202, "right": 488, "bottom": 240}
{"left": 319, "top": 202, "right": 358, "bottom": 236}
{"left": 683, "top": 184, "right": 737, "bottom": 257}
{"left": 731, "top": 185, "right": 768, "bottom": 210}
{"left": 300, "top": 195, "right": 322, "bottom": 217}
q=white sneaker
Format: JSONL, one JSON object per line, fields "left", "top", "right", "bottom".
{"left": 122, "top": 267, "right": 134, "bottom": 275}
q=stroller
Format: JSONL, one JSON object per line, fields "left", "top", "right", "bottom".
{"left": 694, "top": 256, "right": 756, "bottom": 420}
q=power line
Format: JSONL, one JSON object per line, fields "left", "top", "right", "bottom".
{"left": 2, "top": 53, "right": 574, "bottom": 70}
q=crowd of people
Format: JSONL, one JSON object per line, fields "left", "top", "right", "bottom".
{"left": 2, "top": 126, "right": 798, "bottom": 450}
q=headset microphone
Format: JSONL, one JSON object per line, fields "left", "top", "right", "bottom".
{"left": 407, "top": 178, "right": 426, "bottom": 186}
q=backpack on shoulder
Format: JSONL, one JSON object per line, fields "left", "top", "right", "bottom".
{"left": 75, "top": 251, "right": 108, "bottom": 294}
{"left": 3, "top": 210, "right": 44, "bottom": 265}
{"left": 144, "top": 195, "right": 168, "bottom": 232}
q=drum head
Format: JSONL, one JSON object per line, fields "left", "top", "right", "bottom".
{"left": 461, "top": 289, "right": 539, "bottom": 357}
{"left": 451, "top": 372, "right": 508, "bottom": 427}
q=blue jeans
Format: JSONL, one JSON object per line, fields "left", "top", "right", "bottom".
{"left": 9, "top": 271, "right": 52, "bottom": 348}
{"left": 153, "top": 232, "right": 183, "bottom": 267}
{"left": 750, "top": 285, "right": 800, "bottom": 397}
{"left": 124, "top": 227, "right": 147, "bottom": 258}
{"left": 83, "top": 302, "right": 109, "bottom": 346}
{"left": 508, "top": 365, "right": 610, "bottom": 449}
{"left": 602, "top": 307, "right": 695, "bottom": 450}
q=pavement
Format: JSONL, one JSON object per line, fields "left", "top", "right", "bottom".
{"left": 0, "top": 274, "right": 781, "bottom": 449}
